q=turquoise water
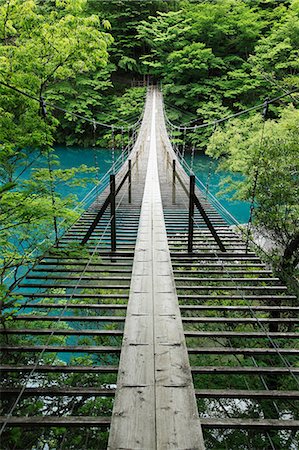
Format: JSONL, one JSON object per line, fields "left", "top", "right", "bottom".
{"left": 52, "top": 146, "right": 121, "bottom": 199}
{"left": 185, "top": 153, "right": 250, "bottom": 224}
{"left": 18, "top": 146, "right": 250, "bottom": 223}
{"left": 18, "top": 146, "right": 121, "bottom": 202}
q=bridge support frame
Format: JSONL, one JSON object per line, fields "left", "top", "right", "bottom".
{"left": 110, "top": 174, "right": 116, "bottom": 253}
{"left": 172, "top": 159, "right": 176, "bottom": 204}
{"left": 188, "top": 175, "right": 195, "bottom": 253}
{"left": 128, "top": 159, "right": 132, "bottom": 204}
{"left": 188, "top": 174, "right": 226, "bottom": 253}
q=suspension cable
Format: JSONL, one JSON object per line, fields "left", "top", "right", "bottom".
{"left": 165, "top": 88, "right": 299, "bottom": 131}
{"left": 190, "top": 143, "right": 195, "bottom": 175}
{"left": 92, "top": 119, "right": 100, "bottom": 197}
{"left": 245, "top": 99, "right": 268, "bottom": 253}
{"left": 0, "top": 80, "right": 144, "bottom": 131}
{"left": 181, "top": 126, "right": 187, "bottom": 160}
{"left": 205, "top": 123, "right": 217, "bottom": 199}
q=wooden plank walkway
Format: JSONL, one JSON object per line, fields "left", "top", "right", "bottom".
{"left": 108, "top": 89, "right": 204, "bottom": 449}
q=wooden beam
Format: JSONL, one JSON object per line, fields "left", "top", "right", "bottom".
{"left": 200, "top": 418, "right": 299, "bottom": 430}
{"left": 178, "top": 294, "right": 296, "bottom": 301}
{"left": 0, "top": 387, "right": 116, "bottom": 397}
{"left": 26, "top": 275, "right": 131, "bottom": 281}
{"left": 18, "top": 293, "right": 129, "bottom": 299}
{"left": 19, "top": 303, "right": 127, "bottom": 310}
{"left": 1, "top": 345, "right": 121, "bottom": 353}
{"left": 19, "top": 283, "right": 130, "bottom": 289}
{"left": 182, "top": 317, "right": 298, "bottom": 324}
{"left": 195, "top": 389, "right": 299, "bottom": 399}
{"left": 180, "top": 305, "right": 299, "bottom": 312}
{"left": 171, "top": 252, "right": 259, "bottom": 259}
{"left": 175, "top": 277, "right": 280, "bottom": 283}
{"left": 1, "top": 329, "right": 123, "bottom": 337}
{"left": 176, "top": 286, "right": 288, "bottom": 291}
{"left": 12, "top": 315, "right": 126, "bottom": 322}
{"left": 0, "top": 416, "right": 111, "bottom": 427}
{"left": 191, "top": 366, "right": 299, "bottom": 375}
{"left": 188, "top": 347, "right": 299, "bottom": 355}
{"left": 0, "top": 365, "right": 118, "bottom": 373}
{"left": 185, "top": 331, "right": 299, "bottom": 339}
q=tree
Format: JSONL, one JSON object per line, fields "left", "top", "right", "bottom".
{"left": 249, "top": 0, "right": 299, "bottom": 92}
{"left": 206, "top": 105, "right": 299, "bottom": 276}
{"left": 87, "top": 0, "right": 178, "bottom": 76}
{"left": 138, "top": 0, "right": 266, "bottom": 116}
{"left": 0, "top": 0, "right": 112, "bottom": 305}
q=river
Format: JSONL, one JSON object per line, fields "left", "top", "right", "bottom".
{"left": 19, "top": 146, "right": 250, "bottom": 224}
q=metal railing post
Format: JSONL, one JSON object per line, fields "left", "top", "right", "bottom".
{"left": 188, "top": 175, "right": 195, "bottom": 253}
{"left": 110, "top": 174, "right": 116, "bottom": 253}
{"left": 172, "top": 159, "right": 176, "bottom": 204}
{"left": 128, "top": 159, "right": 132, "bottom": 204}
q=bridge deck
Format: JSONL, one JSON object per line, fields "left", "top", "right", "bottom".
{"left": 108, "top": 89, "right": 204, "bottom": 449}
{"left": 1, "top": 88, "right": 298, "bottom": 450}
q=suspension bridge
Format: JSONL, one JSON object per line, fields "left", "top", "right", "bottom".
{"left": 1, "top": 87, "right": 298, "bottom": 449}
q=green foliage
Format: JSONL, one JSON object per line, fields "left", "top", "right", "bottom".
{"left": 87, "top": 0, "right": 178, "bottom": 75}
{"left": 0, "top": 0, "right": 113, "bottom": 303}
{"left": 138, "top": 0, "right": 298, "bottom": 127}
{"left": 250, "top": 0, "right": 299, "bottom": 91}
{"left": 207, "top": 106, "right": 299, "bottom": 272}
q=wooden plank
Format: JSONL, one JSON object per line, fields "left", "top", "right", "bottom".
{"left": 175, "top": 277, "right": 280, "bottom": 283}
{"left": 188, "top": 347, "right": 299, "bottom": 355}
{"left": 31, "top": 268, "right": 132, "bottom": 273}
{"left": 176, "top": 286, "right": 288, "bottom": 291}
{"left": 191, "top": 366, "right": 299, "bottom": 375}
{"left": 4, "top": 365, "right": 296, "bottom": 375}
{"left": 171, "top": 252, "right": 259, "bottom": 259}
{"left": 0, "top": 365, "right": 118, "bottom": 373}
{"left": 26, "top": 275, "right": 131, "bottom": 281}
{"left": 18, "top": 293, "right": 129, "bottom": 299}
{"left": 19, "top": 283, "right": 130, "bottom": 289}
{"left": 37, "top": 261, "right": 133, "bottom": 267}
{"left": 1, "top": 329, "right": 123, "bottom": 336}
{"left": 182, "top": 317, "right": 299, "bottom": 323}
{"left": 200, "top": 418, "right": 299, "bottom": 430}
{"left": 180, "top": 305, "right": 299, "bottom": 312}
{"left": 178, "top": 295, "right": 296, "bottom": 301}
{"left": 0, "top": 416, "right": 111, "bottom": 427}
{"left": 0, "top": 388, "right": 116, "bottom": 397}
{"left": 12, "top": 315, "right": 126, "bottom": 322}
{"left": 174, "top": 270, "right": 273, "bottom": 275}
{"left": 19, "top": 303, "right": 127, "bottom": 310}
{"left": 195, "top": 389, "right": 299, "bottom": 399}
{"left": 185, "top": 331, "right": 299, "bottom": 339}
{"left": 1, "top": 345, "right": 121, "bottom": 353}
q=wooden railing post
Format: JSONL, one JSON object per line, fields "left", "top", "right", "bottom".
{"left": 128, "top": 159, "right": 132, "bottom": 204}
{"left": 110, "top": 174, "right": 116, "bottom": 253}
{"left": 172, "top": 159, "right": 176, "bottom": 204}
{"left": 188, "top": 175, "right": 195, "bottom": 253}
